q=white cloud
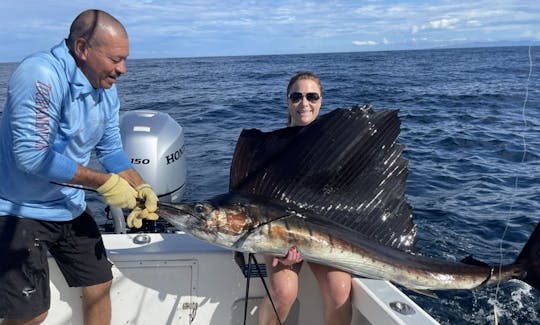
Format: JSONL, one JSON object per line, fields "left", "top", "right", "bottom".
{"left": 466, "top": 20, "right": 482, "bottom": 27}
{"left": 424, "top": 18, "right": 460, "bottom": 30}
{"left": 520, "top": 30, "right": 540, "bottom": 40}
{"left": 352, "top": 40, "right": 378, "bottom": 46}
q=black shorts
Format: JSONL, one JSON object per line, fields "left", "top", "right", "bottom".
{"left": 0, "top": 212, "right": 113, "bottom": 319}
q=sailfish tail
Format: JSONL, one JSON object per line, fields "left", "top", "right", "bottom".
{"left": 515, "top": 221, "right": 540, "bottom": 290}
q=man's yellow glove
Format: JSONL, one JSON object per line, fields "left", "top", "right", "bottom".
{"left": 96, "top": 174, "right": 137, "bottom": 209}
{"left": 126, "top": 184, "right": 159, "bottom": 228}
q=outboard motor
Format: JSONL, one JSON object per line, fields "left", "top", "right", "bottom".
{"left": 109, "top": 110, "right": 187, "bottom": 233}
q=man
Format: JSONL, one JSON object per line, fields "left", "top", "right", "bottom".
{"left": 0, "top": 9, "right": 157, "bottom": 325}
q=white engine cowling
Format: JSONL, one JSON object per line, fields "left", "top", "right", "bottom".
{"left": 120, "top": 110, "right": 186, "bottom": 203}
{"left": 108, "top": 110, "right": 187, "bottom": 233}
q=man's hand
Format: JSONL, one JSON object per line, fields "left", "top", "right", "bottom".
{"left": 126, "top": 184, "right": 159, "bottom": 228}
{"left": 96, "top": 174, "right": 137, "bottom": 209}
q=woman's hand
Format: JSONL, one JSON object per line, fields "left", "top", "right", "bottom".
{"left": 272, "top": 246, "right": 302, "bottom": 267}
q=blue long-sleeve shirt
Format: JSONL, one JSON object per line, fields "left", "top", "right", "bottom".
{"left": 0, "top": 40, "right": 132, "bottom": 221}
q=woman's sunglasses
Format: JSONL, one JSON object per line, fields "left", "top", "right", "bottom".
{"left": 288, "top": 92, "right": 321, "bottom": 103}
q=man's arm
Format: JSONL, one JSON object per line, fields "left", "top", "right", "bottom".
{"left": 69, "top": 165, "right": 144, "bottom": 189}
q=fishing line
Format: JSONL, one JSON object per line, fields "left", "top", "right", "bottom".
{"left": 49, "top": 181, "right": 174, "bottom": 199}
{"left": 493, "top": 45, "right": 533, "bottom": 321}
{"left": 239, "top": 253, "right": 283, "bottom": 325}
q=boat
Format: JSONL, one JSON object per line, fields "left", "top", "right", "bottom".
{"left": 41, "top": 110, "right": 439, "bottom": 324}
{"left": 44, "top": 232, "right": 440, "bottom": 324}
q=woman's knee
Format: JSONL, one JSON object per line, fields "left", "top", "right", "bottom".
{"left": 267, "top": 263, "right": 300, "bottom": 309}
{"left": 310, "top": 264, "right": 351, "bottom": 306}
{"left": 326, "top": 278, "right": 352, "bottom": 306}
{"left": 271, "top": 283, "right": 298, "bottom": 308}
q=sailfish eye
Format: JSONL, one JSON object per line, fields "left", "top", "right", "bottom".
{"left": 194, "top": 204, "right": 205, "bottom": 214}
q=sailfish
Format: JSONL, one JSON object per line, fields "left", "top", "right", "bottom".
{"left": 158, "top": 104, "right": 540, "bottom": 291}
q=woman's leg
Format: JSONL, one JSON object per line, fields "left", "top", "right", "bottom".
{"left": 309, "top": 263, "right": 352, "bottom": 325}
{"left": 258, "top": 256, "right": 302, "bottom": 325}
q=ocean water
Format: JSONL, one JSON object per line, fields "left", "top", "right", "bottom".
{"left": 1, "top": 46, "right": 539, "bottom": 324}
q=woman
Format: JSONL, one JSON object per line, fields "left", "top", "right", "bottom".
{"left": 258, "top": 71, "right": 352, "bottom": 325}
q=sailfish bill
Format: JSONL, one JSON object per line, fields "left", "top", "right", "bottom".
{"left": 158, "top": 104, "right": 540, "bottom": 291}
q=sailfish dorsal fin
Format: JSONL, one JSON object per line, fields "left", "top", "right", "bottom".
{"left": 229, "top": 104, "right": 416, "bottom": 250}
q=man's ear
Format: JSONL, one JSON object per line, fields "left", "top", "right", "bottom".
{"left": 73, "top": 38, "right": 89, "bottom": 60}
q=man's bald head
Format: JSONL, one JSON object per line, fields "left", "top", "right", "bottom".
{"left": 67, "top": 9, "right": 129, "bottom": 89}
{"left": 66, "top": 9, "right": 128, "bottom": 50}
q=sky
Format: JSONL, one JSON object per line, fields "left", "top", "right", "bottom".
{"left": 0, "top": 0, "right": 538, "bottom": 62}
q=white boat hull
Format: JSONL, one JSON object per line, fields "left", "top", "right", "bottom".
{"left": 41, "top": 232, "right": 439, "bottom": 325}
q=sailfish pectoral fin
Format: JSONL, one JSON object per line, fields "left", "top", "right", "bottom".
{"left": 461, "top": 255, "right": 490, "bottom": 267}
